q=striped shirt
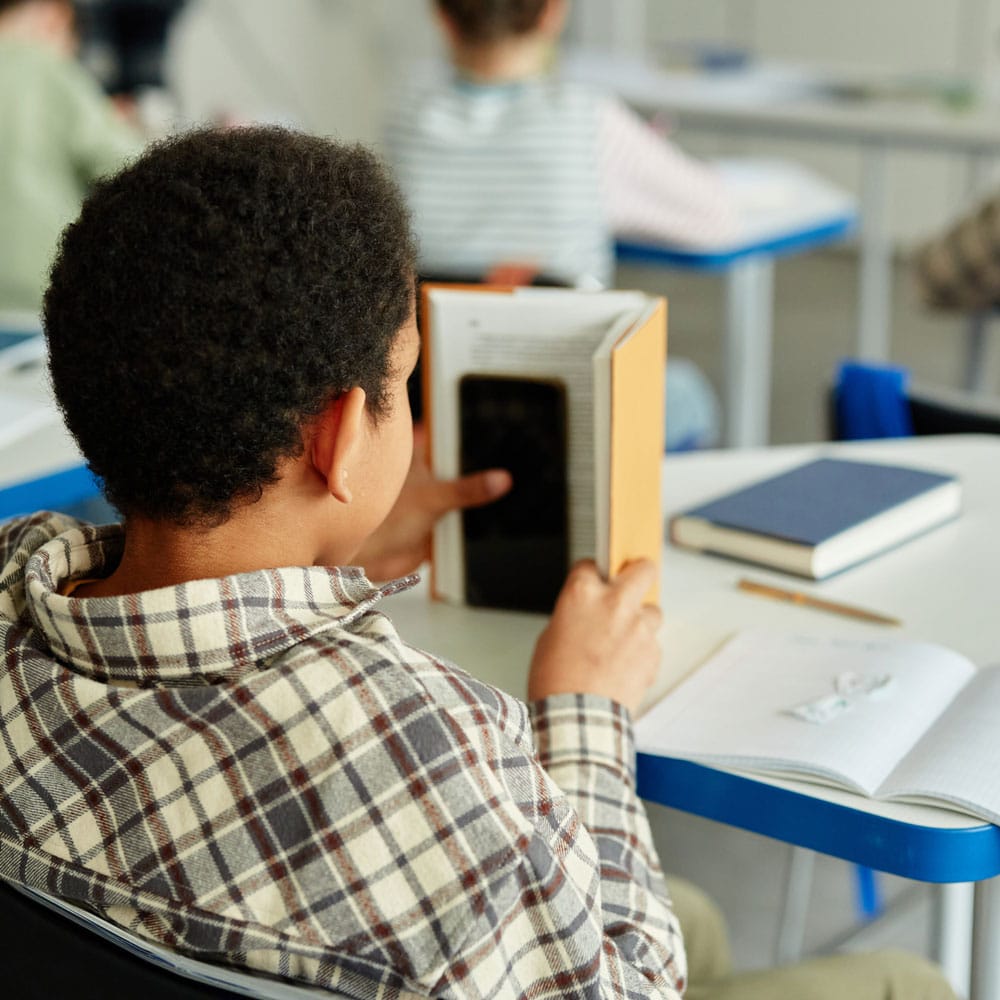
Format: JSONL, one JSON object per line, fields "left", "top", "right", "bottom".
{"left": 383, "top": 71, "right": 737, "bottom": 287}
{"left": 0, "top": 513, "right": 685, "bottom": 998}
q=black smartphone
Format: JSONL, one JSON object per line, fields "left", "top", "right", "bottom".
{"left": 459, "top": 374, "right": 569, "bottom": 613}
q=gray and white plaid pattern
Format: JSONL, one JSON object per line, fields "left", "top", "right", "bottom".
{"left": 916, "top": 190, "right": 1000, "bottom": 311}
{"left": 0, "top": 514, "right": 684, "bottom": 998}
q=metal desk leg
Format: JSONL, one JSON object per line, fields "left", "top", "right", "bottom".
{"left": 963, "top": 313, "right": 991, "bottom": 393}
{"left": 724, "top": 257, "right": 774, "bottom": 448}
{"left": 857, "top": 142, "right": 892, "bottom": 362}
{"left": 972, "top": 876, "right": 1000, "bottom": 1000}
{"left": 933, "top": 882, "right": 973, "bottom": 999}
{"left": 775, "top": 846, "right": 814, "bottom": 965}
{"left": 962, "top": 153, "right": 998, "bottom": 394}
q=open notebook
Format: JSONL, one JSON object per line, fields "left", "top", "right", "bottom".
{"left": 636, "top": 629, "right": 1000, "bottom": 825}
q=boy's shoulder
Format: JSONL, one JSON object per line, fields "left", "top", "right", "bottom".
{"left": 282, "top": 606, "right": 536, "bottom": 754}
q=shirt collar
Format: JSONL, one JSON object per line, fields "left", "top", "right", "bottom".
{"left": 22, "top": 522, "right": 418, "bottom": 686}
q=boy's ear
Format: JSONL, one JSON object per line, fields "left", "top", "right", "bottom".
{"left": 311, "top": 387, "right": 367, "bottom": 503}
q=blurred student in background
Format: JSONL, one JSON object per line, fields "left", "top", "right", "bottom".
{"left": 384, "top": 0, "right": 736, "bottom": 450}
{"left": 915, "top": 187, "right": 1000, "bottom": 312}
{"left": 0, "top": 0, "right": 143, "bottom": 314}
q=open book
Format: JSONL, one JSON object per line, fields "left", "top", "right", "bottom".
{"left": 635, "top": 629, "right": 1000, "bottom": 825}
{"left": 423, "top": 285, "right": 666, "bottom": 612}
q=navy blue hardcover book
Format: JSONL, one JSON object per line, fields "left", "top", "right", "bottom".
{"left": 670, "top": 457, "right": 961, "bottom": 579}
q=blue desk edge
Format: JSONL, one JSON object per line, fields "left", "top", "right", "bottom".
{"left": 617, "top": 215, "right": 856, "bottom": 271}
{"left": 0, "top": 464, "right": 99, "bottom": 521}
{"left": 637, "top": 753, "right": 1000, "bottom": 883}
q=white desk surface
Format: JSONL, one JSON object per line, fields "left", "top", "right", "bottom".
{"left": 0, "top": 362, "right": 81, "bottom": 489}
{"left": 384, "top": 434, "right": 1000, "bottom": 834}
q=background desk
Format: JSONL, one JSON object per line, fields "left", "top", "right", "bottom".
{"left": 0, "top": 363, "right": 90, "bottom": 518}
{"left": 385, "top": 435, "right": 1000, "bottom": 999}
{"left": 617, "top": 159, "right": 854, "bottom": 448}
{"left": 570, "top": 50, "right": 1000, "bottom": 368}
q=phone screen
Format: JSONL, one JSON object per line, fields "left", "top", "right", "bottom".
{"left": 459, "top": 375, "right": 569, "bottom": 613}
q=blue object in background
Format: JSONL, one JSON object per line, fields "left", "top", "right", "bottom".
{"left": 855, "top": 864, "right": 883, "bottom": 920}
{"left": 665, "top": 358, "right": 721, "bottom": 452}
{"left": 0, "top": 464, "right": 117, "bottom": 523}
{"left": 834, "top": 359, "right": 914, "bottom": 440}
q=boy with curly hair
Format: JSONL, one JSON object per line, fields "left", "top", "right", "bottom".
{"left": 0, "top": 127, "right": 952, "bottom": 999}
{"left": 0, "top": 126, "right": 678, "bottom": 998}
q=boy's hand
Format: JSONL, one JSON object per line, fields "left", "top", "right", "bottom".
{"left": 528, "top": 560, "right": 663, "bottom": 717}
{"left": 357, "top": 428, "right": 511, "bottom": 581}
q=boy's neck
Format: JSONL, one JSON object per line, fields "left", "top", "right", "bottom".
{"left": 450, "top": 37, "right": 552, "bottom": 84}
{"left": 73, "top": 517, "right": 304, "bottom": 598}
{"left": 72, "top": 482, "right": 358, "bottom": 599}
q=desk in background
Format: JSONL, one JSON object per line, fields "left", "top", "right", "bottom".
{"left": 385, "top": 435, "right": 1000, "bottom": 1000}
{"left": 0, "top": 363, "right": 91, "bottom": 519}
{"left": 570, "top": 50, "right": 1000, "bottom": 370}
{"left": 617, "top": 158, "right": 855, "bottom": 448}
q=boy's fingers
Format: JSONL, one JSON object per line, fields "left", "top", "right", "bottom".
{"left": 612, "top": 559, "right": 659, "bottom": 605}
{"left": 428, "top": 469, "right": 512, "bottom": 515}
{"left": 640, "top": 603, "right": 664, "bottom": 628}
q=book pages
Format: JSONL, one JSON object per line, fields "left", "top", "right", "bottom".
{"left": 425, "top": 287, "right": 648, "bottom": 603}
{"left": 879, "top": 665, "right": 1000, "bottom": 824}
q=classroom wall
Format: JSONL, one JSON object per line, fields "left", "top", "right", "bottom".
{"left": 167, "top": 0, "right": 1000, "bottom": 247}
{"left": 165, "top": 0, "right": 440, "bottom": 140}
{"left": 639, "top": 0, "right": 1000, "bottom": 246}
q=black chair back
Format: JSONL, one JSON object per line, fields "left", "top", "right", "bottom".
{"left": 0, "top": 880, "right": 244, "bottom": 999}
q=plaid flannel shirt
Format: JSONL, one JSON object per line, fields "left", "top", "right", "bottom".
{"left": 0, "top": 513, "right": 685, "bottom": 998}
{"left": 916, "top": 187, "right": 1000, "bottom": 311}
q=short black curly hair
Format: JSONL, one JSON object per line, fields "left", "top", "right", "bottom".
{"left": 436, "top": 0, "right": 547, "bottom": 44}
{"left": 44, "top": 127, "right": 416, "bottom": 526}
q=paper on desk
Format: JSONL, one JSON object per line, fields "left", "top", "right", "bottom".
{"left": 715, "top": 159, "right": 856, "bottom": 245}
{"left": 0, "top": 391, "right": 60, "bottom": 450}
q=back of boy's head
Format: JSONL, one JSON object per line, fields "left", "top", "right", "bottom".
{"left": 44, "top": 127, "right": 416, "bottom": 527}
{"left": 436, "top": 0, "right": 548, "bottom": 44}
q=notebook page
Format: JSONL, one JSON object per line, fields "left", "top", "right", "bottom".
{"left": 878, "top": 665, "right": 1000, "bottom": 824}
{"left": 635, "top": 630, "right": 975, "bottom": 796}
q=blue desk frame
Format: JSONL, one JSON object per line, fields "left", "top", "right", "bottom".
{"left": 616, "top": 212, "right": 856, "bottom": 449}
{"left": 0, "top": 463, "right": 99, "bottom": 521}
{"left": 616, "top": 215, "right": 855, "bottom": 272}
{"left": 638, "top": 754, "right": 1000, "bottom": 884}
